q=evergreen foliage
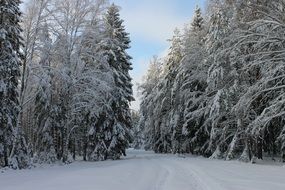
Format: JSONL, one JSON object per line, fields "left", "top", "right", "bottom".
{"left": 0, "top": 0, "right": 134, "bottom": 169}
{"left": 140, "top": 1, "right": 285, "bottom": 162}
{"left": 0, "top": 0, "right": 30, "bottom": 169}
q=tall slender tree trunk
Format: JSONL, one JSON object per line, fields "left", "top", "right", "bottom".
{"left": 257, "top": 135, "right": 263, "bottom": 159}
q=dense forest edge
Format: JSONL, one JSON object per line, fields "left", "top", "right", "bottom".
{"left": 1, "top": 0, "right": 133, "bottom": 169}
{"left": 1, "top": 0, "right": 285, "bottom": 170}
{"left": 135, "top": 0, "right": 285, "bottom": 164}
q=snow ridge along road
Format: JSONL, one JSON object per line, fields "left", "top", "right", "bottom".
{"left": 1, "top": 149, "right": 285, "bottom": 190}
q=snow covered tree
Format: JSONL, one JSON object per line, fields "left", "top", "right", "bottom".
{"left": 19, "top": 0, "right": 112, "bottom": 164}
{"left": 177, "top": 6, "right": 208, "bottom": 155}
{"left": 100, "top": 3, "right": 134, "bottom": 159}
{"left": 141, "top": 6, "right": 208, "bottom": 155}
{"left": 141, "top": 29, "right": 183, "bottom": 154}
{"left": 38, "top": 0, "right": 109, "bottom": 163}
{"left": 140, "top": 0, "right": 285, "bottom": 164}
{"left": 203, "top": 4, "right": 237, "bottom": 159}
{"left": 131, "top": 110, "right": 144, "bottom": 149}
{"left": 183, "top": 6, "right": 204, "bottom": 55}
{"left": 32, "top": 23, "right": 57, "bottom": 164}
{"left": 228, "top": 0, "right": 285, "bottom": 162}
{"left": 160, "top": 29, "right": 183, "bottom": 152}
{"left": 191, "top": 6, "right": 204, "bottom": 34}
{"left": 74, "top": 12, "right": 115, "bottom": 161}
{"left": 20, "top": 0, "right": 50, "bottom": 160}
{"left": 0, "top": 0, "right": 30, "bottom": 169}
{"left": 138, "top": 56, "right": 163, "bottom": 151}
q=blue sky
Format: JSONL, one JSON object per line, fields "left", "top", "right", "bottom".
{"left": 112, "top": 0, "right": 206, "bottom": 110}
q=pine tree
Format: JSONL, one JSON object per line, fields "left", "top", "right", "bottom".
{"left": 191, "top": 6, "right": 203, "bottom": 33}
{"left": 102, "top": 4, "right": 134, "bottom": 159}
{"left": 141, "top": 30, "right": 183, "bottom": 154}
{"left": 131, "top": 110, "right": 143, "bottom": 149}
{"left": 183, "top": 6, "right": 204, "bottom": 55}
{"left": 77, "top": 16, "right": 115, "bottom": 161}
{"left": 138, "top": 56, "right": 163, "bottom": 151}
{"left": 204, "top": 5, "right": 235, "bottom": 158}
{"left": 162, "top": 29, "right": 183, "bottom": 153}
{"left": 179, "top": 6, "right": 208, "bottom": 155}
{"left": 0, "top": 0, "right": 29, "bottom": 169}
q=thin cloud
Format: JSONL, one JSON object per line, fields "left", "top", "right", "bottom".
{"left": 118, "top": 0, "right": 190, "bottom": 45}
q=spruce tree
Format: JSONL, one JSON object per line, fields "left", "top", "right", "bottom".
{"left": 179, "top": 6, "right": 208, "bottom": 155}
{"left": 160, "top": 29, "right": 183, "bottom": 153}
{"left": 103, "top": 4, "right": 134, "bottom": 159}
{"left": 138, "top": 57, "right": 163, "bottom": 151}
{"left": 191, "top": 6, "right": 203, "bottom": 33}
{"left": 0, "top": 0, "right": 29, "bottom": 169}
{"left": 204, "top": 6, "right": 234, "bottom": 158}
{"left": 78, "top": 18, "right": 115, "bottom": 161}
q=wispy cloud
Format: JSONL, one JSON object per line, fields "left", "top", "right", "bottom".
{"left": 117, "top": 0, "right": 193, "bottom": 45}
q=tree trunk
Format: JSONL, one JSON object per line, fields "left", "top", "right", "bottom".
{"left": 83, "top": 137, "right": 87, "bottom": 161}
{"left": 4, "top": 145, "right": 8, "bottom": 167}
{"left": 73, "top": 138, "right": 76, "bottom": 160}
{"left": 257, "top": 135, "right": 263, "bottom": 159}
{"left": 62, "top": 126, "right": 68, "bottom": 163}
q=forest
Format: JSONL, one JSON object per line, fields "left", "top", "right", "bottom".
{"left": 136, "top": 0, "right": 285, "bottom": 163}
{"left": 0, "top": 0, "right": 133, "bottom": 169}
{"left": 1, "top": 0, "right": 285, "bottom": 172}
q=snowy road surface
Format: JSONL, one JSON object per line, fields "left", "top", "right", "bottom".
{"left": 1, "top": 149, "right": 285, "bottom": 190}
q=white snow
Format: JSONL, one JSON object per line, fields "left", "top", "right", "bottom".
{"left": 1, "top": 149, "right": 285, "bottom": 190}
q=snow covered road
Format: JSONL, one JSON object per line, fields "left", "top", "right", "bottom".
{"left": 1, "top": 149, "right": 285, "bottom": 190}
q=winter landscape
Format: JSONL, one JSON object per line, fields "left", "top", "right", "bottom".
{"left": 1, "top": 0, "right": 285, "bottom": 190}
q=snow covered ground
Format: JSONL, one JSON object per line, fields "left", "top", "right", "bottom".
{"left": 1, "top": 149, "right": 285, "bottom": 190}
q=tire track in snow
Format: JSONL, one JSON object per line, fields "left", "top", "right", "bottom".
{"left": 154, "top": 165, "right": 170, "bottom": 190}
{"left": 171, "top": 158, "right": 226, "bottom": 190}
{"left": 151, "top": 157, "right": 207, "bottom": 190}
{"left": 152, "top": 157, "right": 225, "bottom": 190}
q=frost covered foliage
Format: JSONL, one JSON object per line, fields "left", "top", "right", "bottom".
{"left": 99, "top": 4, "right": 134, "bottom": 159}
{"left": 0, "top": 0, "right": 134, "bottom": 169}
{"left": 0, "top": 0, "right": 30, "bottom": 169}
{"left": 140, "top": 0, "right": 285, "bottom": 162}
{"left": 131, "top": 111, "right": 144, "bottom": 149}
{"left": 138, "top": 56, "right": 163, "bottom": 151}
{"left": 227, "top": 0, "right": 285, "bottom": 161}
{"left": 140, "top": 30, "right": 184, "bottom": 153}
